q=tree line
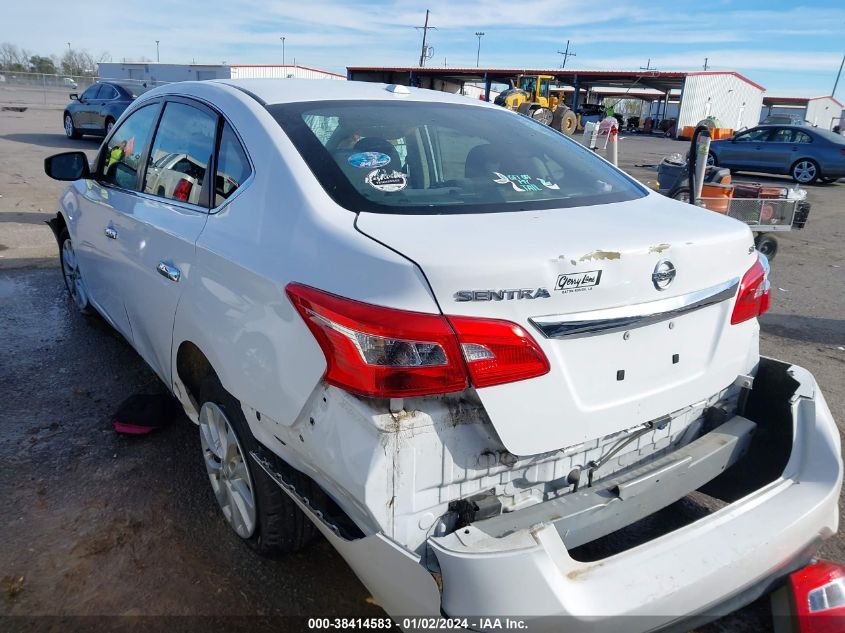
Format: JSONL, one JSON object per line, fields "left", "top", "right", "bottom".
{"left": 0, "top": 42, "right": 112, "bottom": 77}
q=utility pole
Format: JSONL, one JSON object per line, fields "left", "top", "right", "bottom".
{"left": 703, "top": 57, "right": 709, "bottom": 71}
{"left": 280, "top": 36, "right": 286, "bottom": 66}
{"left": 156, "top": 40, "right": 160, "bottom": 63}
{"left": 833, "top": 53, "right": 845, "bottom": 97}
{"left": 557, "top": 40, "right": 577, "bottom": 69}
{"left": 640, "top": 58, "right": 657, "bottom": 71}
{"left": 67, "top": 42, "right": 71, "bottom": 52}
{"left": 475, "top": 31, "right": 485, "bottom": 67}
{"left": 415, "top": 10, "right": 436, "bottom": 67}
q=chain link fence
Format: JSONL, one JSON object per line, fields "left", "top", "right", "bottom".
{"left": 0, "top": 71, "right": 167, "bottom": 107}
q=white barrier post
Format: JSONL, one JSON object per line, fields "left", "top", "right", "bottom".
{"left": 608, "top": 127, "right": 618, "bottom": 166}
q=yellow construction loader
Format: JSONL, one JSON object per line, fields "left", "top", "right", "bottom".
{"left": 493, "top": 74, "right": 578, "bottom": 135}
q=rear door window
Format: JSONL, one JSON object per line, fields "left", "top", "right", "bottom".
{"left": 793, "top": 131, "right": 812, "bottom": 143}
{"left": 214, "top": 122, "right": 252, "bottom": 207}
{"left": 99, "top": 103, "right": 159, "bottom": 191}
{"left": 142, "top": 101, "right": 217, "bottom": 206}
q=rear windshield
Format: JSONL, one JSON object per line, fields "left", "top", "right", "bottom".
{"left": 268, "top": 100, "right": 646, "bottom": 215}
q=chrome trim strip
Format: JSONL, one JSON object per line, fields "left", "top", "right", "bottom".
{"left": 529, "top": 277, "right": 739, "bottom": 339}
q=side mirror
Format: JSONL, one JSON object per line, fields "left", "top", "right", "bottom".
{"left": 69, "top": 93, "right": 79, "bottom": 101}
{"left": 44, "top": 152, "right": 91, "bottom": 181}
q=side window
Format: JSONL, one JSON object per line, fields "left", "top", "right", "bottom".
{"left": 772, "top": 128, "right": 793, "bottom": 143}
{"left": 81, "top": 84, "right": 100, "bottom": 101}
{"left": 99, "top": 104, "right": 159, "bottom": 190}
{"left": 100, "top": 85, "right": 118, "bottom": 100}
{"left": 214, "top": 123, "right": 252, "bottom": 206}
{"left": 793, "top": 131, "right": 812, "bottom": 144}
{"left": 142, "top": 101, "right": 217, "bottom": 206}
{"left": 735, "top": 128, "right": 770, "bottom": 142}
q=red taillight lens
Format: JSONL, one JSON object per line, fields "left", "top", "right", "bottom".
{"left": 730, "top": 255, "right": 771, "bottom": 325}
{"left": 789, "top": 560, "right": 845, "bottom": 633}
{"left": 447, "top": 315, "right": 550, "bottom": 388}
{"left": 285, "top": 283, "right": 550, "bottom": 398}
{"left": 173, "top": 178, "right": 193, "bottom": 201}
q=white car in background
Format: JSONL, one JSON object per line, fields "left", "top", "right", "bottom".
{"left": 144, "top": 152, "right": 207, "bottom": 205}
{"left": 44, "top": 79, "right": 842, "bottom": 630}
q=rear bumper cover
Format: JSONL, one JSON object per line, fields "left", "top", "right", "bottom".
{"left": 429, "top": 361, "right": 841, "bottom": 630}
{"left": 262, "top": 360, "right": 841, "bottom": 629}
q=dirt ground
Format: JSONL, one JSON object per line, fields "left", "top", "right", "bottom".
{"left": 0, "top": 106, "right": 843, "bottom": 632}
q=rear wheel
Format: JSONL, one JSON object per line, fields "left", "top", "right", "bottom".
{"left": 552, "top": 107, "right": 578, "bottom": 136}
{"left": 198, "top": 376, "right": 318, "bottom": 556}
{"left": 105, "top": 117, "right": 115, "bottom": 136}
{"left": 64, "top": 113, "right": 81, "bottom": 139}
{"left": 706, "top": 153, "right": 717, "bottom": 167}
{"left": 754, "top": 234, "right": 778, "bottom": 260}
{"left": 791, "top": 159, "right": 819, "bottom": 184}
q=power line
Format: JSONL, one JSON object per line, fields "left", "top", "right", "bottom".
{"left": 557, "top": 40, "right": 576, "bottom": 69}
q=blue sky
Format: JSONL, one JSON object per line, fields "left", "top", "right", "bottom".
{"left": 5, "top": 0, "right": 845, "bottom": 97}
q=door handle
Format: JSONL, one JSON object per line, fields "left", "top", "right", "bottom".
{"left": 104, "top": 226, "right": 118, "bottom": 239}
{"left": 156, "top": 261, "right": 181, "bottom": 283}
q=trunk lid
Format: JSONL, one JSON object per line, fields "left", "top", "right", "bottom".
{"left": 357, "top": 193, "right": 759, "bottom": 456}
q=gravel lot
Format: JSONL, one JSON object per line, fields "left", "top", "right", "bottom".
{"left": 1, "top": 106, "right": 843, "bottom": 631}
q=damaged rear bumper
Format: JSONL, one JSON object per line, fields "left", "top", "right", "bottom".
{"left": 259, "top": 359, "right": 842, "bottom": 630}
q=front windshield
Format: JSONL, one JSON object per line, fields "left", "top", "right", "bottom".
{"left": 269, "top": 100, "right": 646, "bottom": 215}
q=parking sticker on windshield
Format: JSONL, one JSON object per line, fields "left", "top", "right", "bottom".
{"left": 365, "top": 169, "right": 407, "bottom": 192}
{"left": 348, "top": 152, "right": 391, "bottom": 169}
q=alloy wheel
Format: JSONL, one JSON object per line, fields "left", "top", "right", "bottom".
{"left": 64, "top": 115, "right": 74, "bottom": 138}
{"left": 199, "top": 402, "right": 257, "bottom": 538}
{"left": 793, "top": 161, "right": 817, "bottom": 183}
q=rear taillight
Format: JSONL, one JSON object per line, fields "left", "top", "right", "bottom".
{"left": 730, "top": 254, "right": 771, "bottom": 325}
{"left": 789, "top": 560, "right": 845, "bottom": 632}
{"left": 173, "top": 178, "right": 193, "bottom": 202}
{"left": 447, "top": 316, "right": 550, "bottom": 388}
{"left": 285, "top": 283, "right": 549, "bottom": 398}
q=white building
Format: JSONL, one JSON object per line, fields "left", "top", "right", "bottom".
{"left": 97, "top": 62, "right": 345, "bottom": 85}
{"left": 675, "top": 72, "right": 765, "bottom": 132}
{"left": 230, "top": 64, "right": 345, "bottom": 81}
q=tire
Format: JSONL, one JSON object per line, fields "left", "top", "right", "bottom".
{"left": 706, "top": 153, "right": 717, "bottom": 167}
{"left": 670, "top": 186, "right": 692, "bottom": 203}
{"left": 754, "top": 234, "right": 778, "bottom": 260}
{"left": 58, "top": 228, "right": 91, "bottom": 314}
{"left": 63, "top": 113, "right": 81, "bottom": 139}
{"left": 552, "top": 107, "right": 577, "bottom": 136}
{"left": 198, "top": 375, "right": 318, "bottom": 556}
{"left": 791, "top": 159, "right": 819, "bottom": 184}
{"left": 105, "top": 117, "right": 115, "bottom": 136}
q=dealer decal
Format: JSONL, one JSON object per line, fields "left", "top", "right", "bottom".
{"left": 556, "top": 270, "right": 602, "bottom": 294}
{"left": 365, "top": 169, "right": 407, "bottom": 192}
{"left": 348, "top": 152, "right": 391, "bottom": 169}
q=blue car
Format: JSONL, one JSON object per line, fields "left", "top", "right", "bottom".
{"left": 708, "top": 124, "right": 845, "bottom": 184}
{"left": 63, "top": 81, "right": 151, "bottom": 140}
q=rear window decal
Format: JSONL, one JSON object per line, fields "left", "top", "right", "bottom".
{"left": 365, "top": 169, "right": 407, "bottom": 192}
{"left": 348, "top": 152, "right": 391, "bottom": 169}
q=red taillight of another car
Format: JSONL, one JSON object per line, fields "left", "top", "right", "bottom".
{"left": 730, "top": 255, "right": 771, "bottom": 325}
{"left": 173, "top": 178, "right": 193, "bottom": 202}
{"left": 285, "top": 283, "right": 549, "bottom": 398}
{"left": 789, "top": 560, "right": 845, "bottom": 633}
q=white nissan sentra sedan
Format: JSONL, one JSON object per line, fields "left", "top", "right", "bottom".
{"left": 44, "top": 79, "right": 842, "bottom": 630}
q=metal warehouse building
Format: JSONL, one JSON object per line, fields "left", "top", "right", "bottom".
{"left": 761, "top": 95, "right": 844, "bottom": 130}
{"left": 98, "top": 62, "right": 344, "bottom": 85}
{"left": 347, "top": 67, "right": 765, "bottom": 136}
